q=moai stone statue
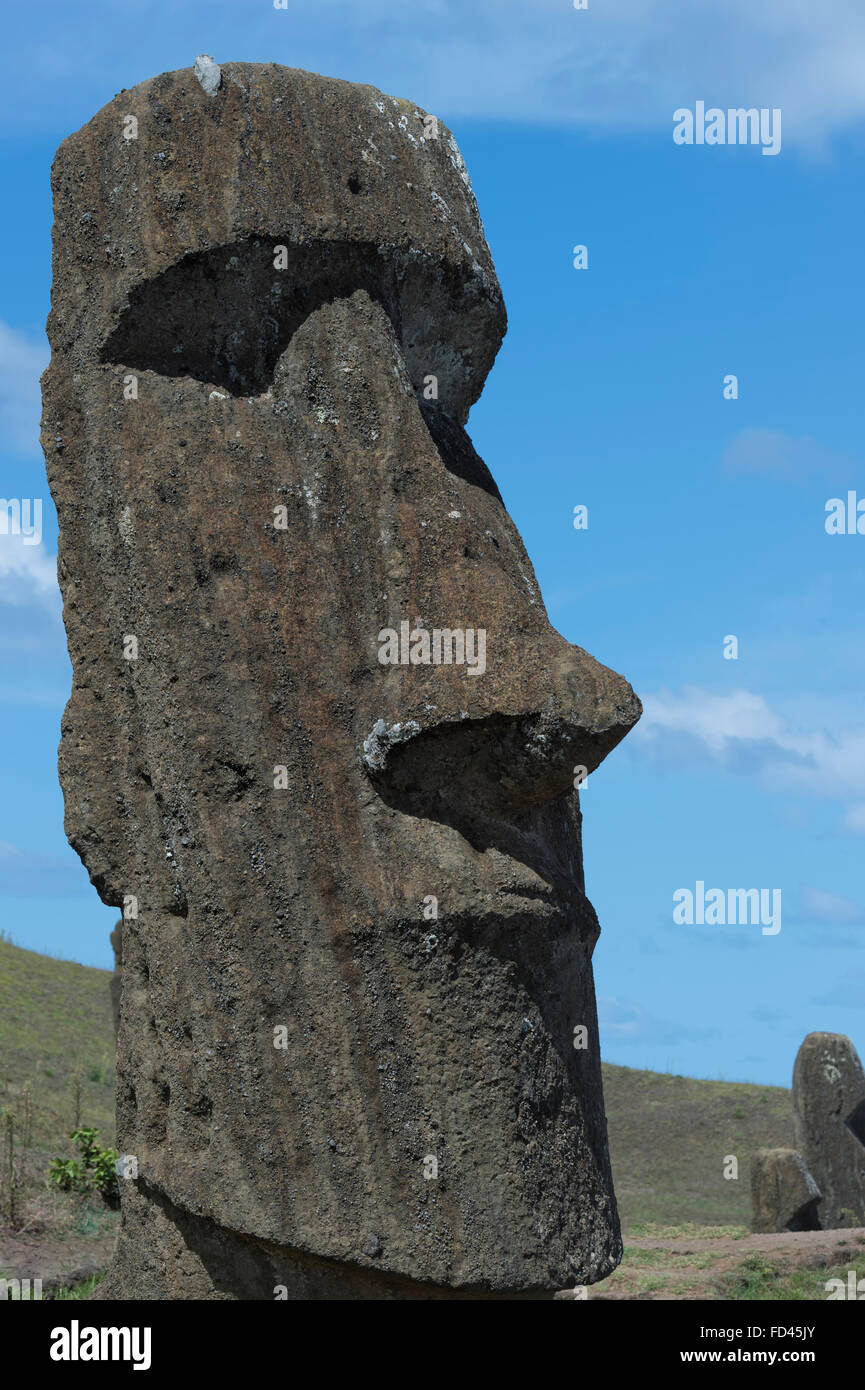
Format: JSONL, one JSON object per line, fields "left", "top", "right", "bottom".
{"left": 750, "top": 1148, "right": 822, "bottom": 1233}
{"left": 43, "top": 60, "right": 641, "bottom": 1299}
{"left": 793, "top": 1032, "right": 865, "bottom": 1230}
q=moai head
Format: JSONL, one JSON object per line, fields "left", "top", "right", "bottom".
{"left": 43, "top": 60, "right": 641, "bottom": 1299}
{"left": 750, "top": 1148, "right": 821, "bottom": 1234}
{"left": 793, "top": 1032, "right": 865, "bottom": 1230}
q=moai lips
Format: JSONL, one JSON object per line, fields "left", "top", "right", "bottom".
{"left": 43, "top": 62, "right": 641, "bottom": 1298}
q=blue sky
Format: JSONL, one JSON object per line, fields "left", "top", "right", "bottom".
{"left": 1, "top": 0, "right": 864, "bottom": 1086}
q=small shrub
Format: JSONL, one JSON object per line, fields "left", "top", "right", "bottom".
{"left": 48, "top": 1128, "right": 119, "bottom": 1208}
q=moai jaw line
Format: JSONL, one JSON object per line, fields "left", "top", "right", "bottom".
{"left": 44, "top": 62, "right": 641, "bottom": 1299}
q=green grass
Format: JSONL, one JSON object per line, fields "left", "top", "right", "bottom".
{"left": 628, "top": 1221, "right": 750, "bottom": 1240}
{"left": 726, "top": 1255, "right": 859, "bottom": 1301}
{"left": 54, "top": 1271, "right": 106, "bottom": 1300}
{"left": 0, "top": 937, "right": 115, "bottom": 1153}
{"left": 0, "top": 1270, "right": 107, "bottom": 1299}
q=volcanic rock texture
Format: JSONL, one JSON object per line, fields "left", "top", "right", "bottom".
{"left": 43, "top": 62, "right": 641, "bottom": 1298}
{"left": 793, "top": 1032, "right": 865, "bottom": 1230}
{"left": 750, "top": 1148, "right": 822, "bottom": 1233}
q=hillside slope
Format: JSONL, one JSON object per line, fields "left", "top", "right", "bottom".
{"left": 602, "top": 1063, "right": 794, "bottom": 1230}
{"left": 0, "top": 937, "right": 115, "bottom": 1149}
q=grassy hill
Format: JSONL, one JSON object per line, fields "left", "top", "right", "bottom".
{"left": 0, "top": 937, "right": 118, "bottom": 1292}
{"left": 602, "top": 1063, "right": 794, "bottom": 1231}
{"left": 0, "top": 936, "right": 115, "bottom": 1150}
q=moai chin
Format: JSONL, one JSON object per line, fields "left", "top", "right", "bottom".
{"left": 43, "top": 61, "right": 642, "bottom": 1299}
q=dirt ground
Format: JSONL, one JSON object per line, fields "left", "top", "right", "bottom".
{"left": 587, "top": 1227, "right": 865, "bottom": 1300}
{"left": 0, "top": 1227, "right": 114, "bottom": 1296}
{"left": 3, "top": 1223, "right": 864, "bottom": 1299}
{"left": 0, "top": 1178, "right": 118, "bottom": 1298}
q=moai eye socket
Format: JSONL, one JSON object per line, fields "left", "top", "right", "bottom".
{"left": 100, "top": 235, "right": 504, "bottom": 419}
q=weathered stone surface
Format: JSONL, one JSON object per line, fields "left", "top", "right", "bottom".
{"left": 43, "top": 60, "right": 641, "bottom": 1298}
{"left": 193, "top": 54, "right": 221, "bottom": 97}
{"left": 750, "top": 1148, "right": 821, "bottom": 1233}
{"left": 793, "top": 1032, "right": 865, "bottom": 1230}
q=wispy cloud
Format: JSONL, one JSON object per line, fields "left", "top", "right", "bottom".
{"left": 798, "top": 885, "right": 865, "bottom": 925}
{"left": 599, "top": 995, "right": 717, "bottom": 1045}
{"left": 0, "top": 841, "right": 90, "bottom": 896}
{"left": 813, "top": 970, "right": 865, "bottom": 1008}
{"left": 0, "top": 321, "right": 48, "bottom": 458}
{"left": 635, "top": 685, "right": 865, "bottom": 827}
{"left": 723, "top": 428, "right": 854, "bottom": 486}
{"left": 784, "top": 886, "right": 864, "bottom": 949}
{"left": 7, "top": 1, "right": 865, "bottom": 148}
{"left": 0, "top": 533, "right": 59, "bottom": 611}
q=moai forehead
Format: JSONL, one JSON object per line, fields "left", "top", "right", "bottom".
{"left": 44, "top": 62, "right": 640, "bottom": 1297}
{"left": 47, "top": 61, "right": 639, "bottom": 819}
{"left": 49, "top": 61, "right": 503, "bottom": 424}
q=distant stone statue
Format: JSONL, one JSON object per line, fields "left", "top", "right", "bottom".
{"left": 43, "top": 61, "right": 640, "bottom": 1298}
{"left": 793, "top": 1032, "right": 865, "bottom": 1230}
{"left": 750, "top": 1148, "right": 821, "bottom": 1233}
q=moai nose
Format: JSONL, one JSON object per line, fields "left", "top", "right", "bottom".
{"left": 364, "top": 631, "right": 641, "bottom": 821}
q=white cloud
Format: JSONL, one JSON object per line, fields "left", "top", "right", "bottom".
{"left": 0, "top": 321, "right": 48, "bottom": 458}
{"left": 299, "top": 0, "right": 865, "bottom": 147}
{"left": 598, "top": 995, "right": 716, "bottom": 1045}
{"left": 814, "top": 970, "right": 865, "bottom": 1007}
{"left": 799, "top": 885, "right": 864, "bottom": 924}
{"left": 8, "top": 1, "right": 865, "bottom": 149}
{"left": 0, "top": 532, "right": 59, "bottom": 611}
{"left": 639, "top": 686, "right": 783, "bottom": 751}
{"left": 635, "top": 685, "right": 865, "bottom": 820}
{"left": 0, "top": 840, "right": 90, "bottom": 896}
{"left": 723, "top": 429, "right": 854, "bottom": 485}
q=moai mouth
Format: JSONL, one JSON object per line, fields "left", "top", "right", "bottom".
{"left": 44, "top": 60, "right": 641, "bottom": 1299}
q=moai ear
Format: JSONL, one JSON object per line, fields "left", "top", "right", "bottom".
{"left": 100, "top": 235, "right": 505, "bottom": 418}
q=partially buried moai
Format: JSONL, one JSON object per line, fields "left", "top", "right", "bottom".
{"left": 793, "top": 1032, "right": 865, "bottom": 1229}
{"left": 43, "top": 60, "right": 641, "bottom": 1298}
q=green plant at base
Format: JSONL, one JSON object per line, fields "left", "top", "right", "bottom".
{"left": 48, "top": 1128, "right": 119, "bottom": 1207}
